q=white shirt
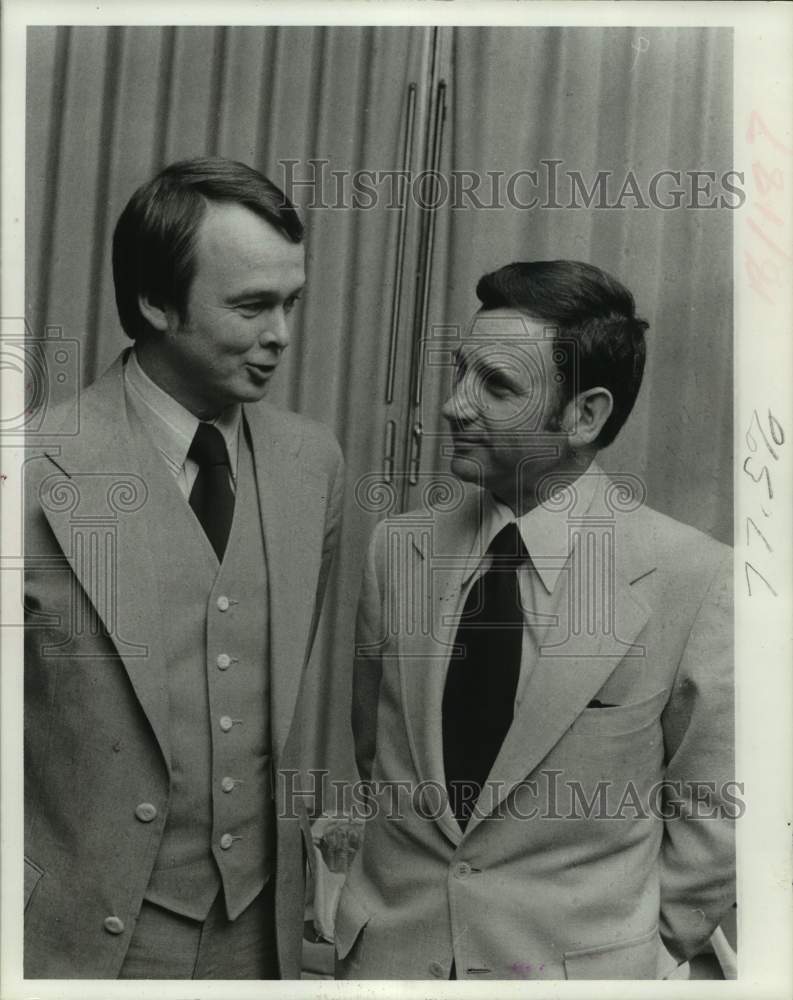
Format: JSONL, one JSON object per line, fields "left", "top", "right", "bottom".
{"left": 124, "top": 349, "right": 241, "bottom": 499}
{"left": 458, "top": 464, "right": 601, "bottom": 708}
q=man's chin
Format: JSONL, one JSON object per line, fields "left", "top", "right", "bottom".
{"left": 235, "top": 382, "right": 271, "bottom": 405}
{"left": 449, "top": 452, "right": 485, "bottom": 487}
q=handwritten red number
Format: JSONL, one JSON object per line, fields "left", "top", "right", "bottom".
{"left": 744, "top": 251, "right": 776, "bottom": 304}
{"left": 747, "top": 112, "right": 792, "bottom": 155}
{"left": 752, "top": 161, "right": 784, "bottom": 195}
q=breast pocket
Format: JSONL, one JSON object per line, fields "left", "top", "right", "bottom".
{"left": 562, "top": 689, "right": 668, "bottom": 783}
{"left": 570, "top": 688, "right": 668, "bottom": 738}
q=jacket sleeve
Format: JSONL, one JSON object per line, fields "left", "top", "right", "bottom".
{"left": 351, "top": 522, "right": 386, "bottom": 783}
{"left": 659, "top": 550, "right": 736, "bottom": 961}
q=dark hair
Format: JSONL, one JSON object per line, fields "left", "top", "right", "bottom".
{"left": 475, "top": 260, "right": 648, "bottom": 447}
{"left": 112, "top": 157, "right": 304, "bottom": 340}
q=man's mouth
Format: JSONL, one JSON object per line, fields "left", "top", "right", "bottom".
{"left": 451, "top": 433, "right": 481, "bottom": 447}
{"left": 245, "top": 362, "right": 277, "bottom": 378}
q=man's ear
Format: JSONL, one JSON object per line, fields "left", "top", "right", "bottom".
{"left": 562, "top": 387, "right": 613, "bottom": 447}
{"left": 137, "top": 293, "right": 171, "bottom": 334}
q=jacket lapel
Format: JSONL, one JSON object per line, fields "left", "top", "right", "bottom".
{"left": 396, "top": 479, "right": 657, "bottom": 843}
{"left": 243, "top": 403, "right": 325, "bottom": 761}
{"left": 37, "top": 354, "right": 171, "bottom": 767}
{"left": 399, "top": 491, "right": 483, "bottom": 846}
{"left": 465, "top": 496, "right": 655, "bottom": 836}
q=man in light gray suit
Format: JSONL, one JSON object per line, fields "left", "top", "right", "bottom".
{"left": 337, "top": 261, "right": 734, "bottom": 980}
{"left": 24, "top": 158, "right": 344, "bottom": 978}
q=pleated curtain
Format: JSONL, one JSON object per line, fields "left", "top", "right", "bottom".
{"left": 26, "top": 25, "right": 732, "bottom": 786}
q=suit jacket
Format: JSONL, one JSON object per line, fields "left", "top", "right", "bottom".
{"left": 23, "top": 353, "right": 344, "bottom": 978}
{"left": 336, "top": 476, "right": 735, "bottom": 980}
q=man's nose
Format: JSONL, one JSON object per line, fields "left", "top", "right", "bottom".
{"left": 442, "top": 378, "right": 478, "bottom": 425}
{"left": 260, "top": 308, "right": 290, "bottom": 351}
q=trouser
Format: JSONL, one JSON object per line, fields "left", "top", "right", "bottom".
{"left": 118, "top": 880, "right": 279, "bottom": 979}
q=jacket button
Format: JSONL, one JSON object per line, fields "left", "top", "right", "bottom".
{"left": 135, "top": 802, "right": 157, "bottom": 823}
{"left": 429, "top": 960, "right": 446, "bottom": 978}
{"left": 216, "top": 653, "right": 232, "bottom": 670}
{"left": 216, "top": 595, "right": 230, "bottom": 612}
{"left": 454, "top": 861, "right": 471, "bottom": 879}
{"left": 103, "top": 916, "right": 125, "bottom": 935}
{"left": 219, "top": 716, "right": 233, "bottom": 733}
{"left": 221, "top": 776, "right": 235, "bottom": 793}
{"left": 220, "top": 833, "right": 234, "bottom": 850}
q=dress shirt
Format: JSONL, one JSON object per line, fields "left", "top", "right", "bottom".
{"left": 457, "top": 463, "right": 601, "bottom": 708}
{"left": 124, "top": 349, "right": 241, "bottom": 498}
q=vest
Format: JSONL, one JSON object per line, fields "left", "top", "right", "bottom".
{"left": 129, "top": 410, "right": 275, "bottom": 921}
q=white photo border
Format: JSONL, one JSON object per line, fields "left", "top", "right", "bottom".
{"left": 2, "top": 2, "right": 791, "bottom": 999}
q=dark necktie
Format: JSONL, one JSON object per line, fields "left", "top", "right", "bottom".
{"left": 188, "top": 422, "right": 235, "bottom": 560}
{"left": 442, "top": 522, "right": 528, "bottom": 828}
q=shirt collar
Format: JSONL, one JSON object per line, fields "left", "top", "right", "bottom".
{"left": 124, "top": 348, "right": 241, "bottom": 476}
{"left": 464, "top": 461, "right": 602, "bottom": 594}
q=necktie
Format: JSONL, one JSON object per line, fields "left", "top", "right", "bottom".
{"left": 188, "top": 422, "right": 235, "bottom": 560}
{"left": 442, "top": 522, "right": 528, "bottom": 828}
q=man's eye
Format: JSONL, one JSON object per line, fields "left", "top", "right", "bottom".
{"left": 486, "top": 380, "right": 518, "bottom": 404}
{"left": 484, "top": 375, "right": 511, "bottom": 395}
{"left": 236, "top": 303, "right": 263, "bottom": 318}
{"left": 283, "top": 294, "right": 301, "bottom": 315}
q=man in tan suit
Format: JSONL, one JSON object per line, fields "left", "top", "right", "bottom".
{"left": 24, "top": 158, "right": 344, "bottom": 978}
{"left": 336, "top": 260, "right": 734, "bottom": 980}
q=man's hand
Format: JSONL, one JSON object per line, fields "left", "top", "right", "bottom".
{"left": 314, "top": 816, "right": 364, "bottom": 874}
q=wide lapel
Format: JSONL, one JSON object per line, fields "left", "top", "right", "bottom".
{"left": 466, "top": 482, "right": 656, "bottom": 836}
{"left": 398, "top": 490, "right": 483, "bottom": 846}
{"left": 244, "top": 403, "right": 325, "bottom": 761}
{"left": 35, "top": 354, "right": 171, "bottom": 767}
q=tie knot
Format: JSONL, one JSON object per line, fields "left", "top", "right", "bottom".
{"left": 188, "top": 422, "right": 230, "bottom": 468}
{"left": 488, "top": 522, "right": 528, "bottom": 562}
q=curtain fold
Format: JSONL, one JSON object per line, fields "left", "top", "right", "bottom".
{"left": 417, "top": 27, "right": 732, "bottom": 544}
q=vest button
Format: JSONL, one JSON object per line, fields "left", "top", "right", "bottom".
{"left": 219, "top": 833, "right": 234, "bottom": 850}
{"left": 103, "top": 916, "right": 125, "bottom": 935}
{"left": 216, "top": 653, "right": 232, "bottom": 670}
{"left": 219, "top": 716, "right": 234, "bottom": 733}
{"left": 216, "top": 595, "right": 230, "bottom": 612}
{"left": 429, "top": 960, "right": 446, "bottom": 978}
{"left": 221, "top": 776, "right": 235, "bottom": 793}
{"left": 135, "top": 802, "right": 157, "bottom": 823}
